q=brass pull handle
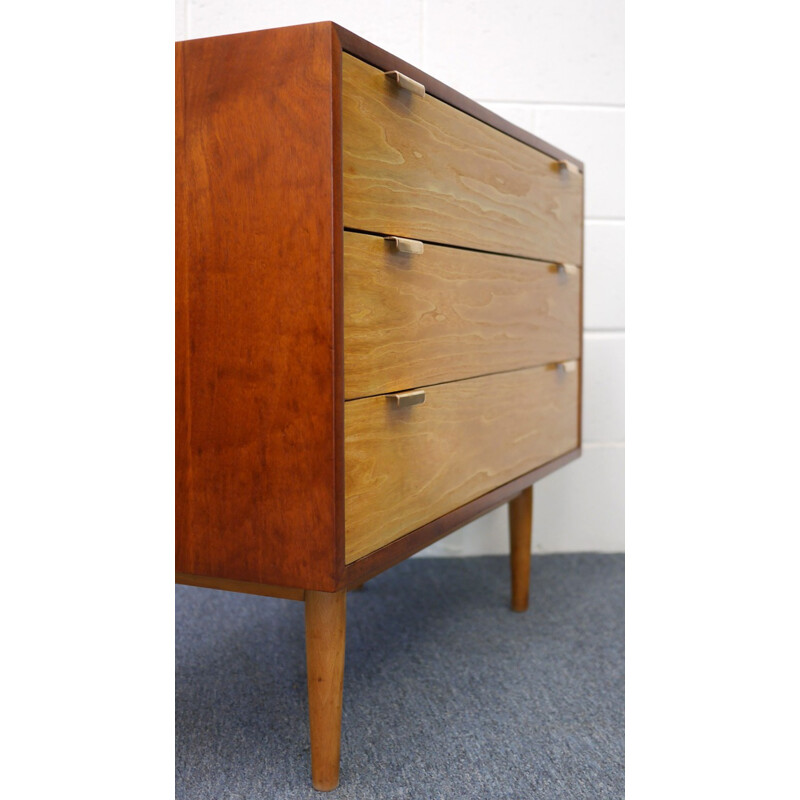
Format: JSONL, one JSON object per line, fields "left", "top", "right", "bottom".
{"left": 384, "top": 70, "right": 426, "bottom": 97}
{"left": 388, "top": 389, "right": 426, "bottom": 408}
{"left": 557, "top": 160, "right": 580, "bottom": 176}
{"left": 385, "top": 236, "right": 424, "bottom": 255}
{"left": 557, "top": 263, "right": 580, "bottom": 276}
{"left": 557, "top": 360, "right": 578, "bottom": 374}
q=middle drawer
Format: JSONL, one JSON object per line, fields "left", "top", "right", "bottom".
{"left": 344, "top": 231, "right": 581, "bottom": 399}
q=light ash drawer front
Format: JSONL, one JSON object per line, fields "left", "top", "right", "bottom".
{"left": 342, "top": 53, "right": 583, "bottom": 265}
{"left": 344, "top": 364, "right": 579, "bottom": 563}
{"left": 344, "top": 231, "right": 580, "bottom": 399}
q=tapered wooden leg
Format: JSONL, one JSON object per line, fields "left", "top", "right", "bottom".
{"left": 305, "top": 589, "right": 346, "bottom": 791}
{"left": 509, "top": 486, "right": 533, "bottom": 612}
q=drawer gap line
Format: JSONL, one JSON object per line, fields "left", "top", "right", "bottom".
{"left": 343, "top": 227, "right": 581, "bottom": 268}
{"left": 344, "top": 360, "right": 580, "bottom": 403}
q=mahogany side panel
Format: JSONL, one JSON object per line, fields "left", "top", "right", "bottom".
{"left": 176, "top": 43, "right": 190, "bottom": 577}
{"left": 175, "top": 24, "right": 342, "bottom": 591}
{"left": 331, "top": 26, "right": 346, "bottom": 588}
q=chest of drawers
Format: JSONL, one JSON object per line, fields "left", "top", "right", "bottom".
{"left": 176, "top": 21, "right": 583, "bottom": 791}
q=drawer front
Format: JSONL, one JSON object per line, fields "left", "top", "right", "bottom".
{"left": 344, "top": 364, "right": 579, "bottom": 563}
{"left": 344, "top": 231, "right": 580, "bottom": 399}
{"left": 343, "top": 53, "right": 583, "bottom": 265}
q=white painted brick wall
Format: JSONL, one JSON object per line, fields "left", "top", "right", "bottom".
{"left": 176, "top": 0, "right": 625, "bottom": 553}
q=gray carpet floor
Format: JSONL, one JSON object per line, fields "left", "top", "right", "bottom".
{"left": 176, "top": 554, "right": 624, "bottom": 799}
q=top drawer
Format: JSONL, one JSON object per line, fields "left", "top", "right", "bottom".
{"left": 343, "top": 53, "right": 583, "bottom": 265}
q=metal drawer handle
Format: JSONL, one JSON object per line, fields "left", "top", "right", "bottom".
{"left": 557, "top": 160, "right": 580, "bottom": 176}
{"left": 388, "top": 389, "right": 426, "bottom": 408}
{"left": 384, "top": 70, "right": 426, "bottom": 97}
{"left": 557, "top": 263, "right": 580, "bottom": 276}
{"left": 557, "top": 360, "right": 578, "bottom": 374}
{"left": 385, "top": 236, "right": 424, "bottom": 255}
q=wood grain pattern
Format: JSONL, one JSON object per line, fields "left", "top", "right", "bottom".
{"left": 332, "top": 23, "right": 583, "bottom": 170}
{"left": 343, "top": 53, "right": 583, "bottom": 265}
{"left": 305, "top": 590, "right": 347, "bottom": 791}
{"left": 175, "top": 24, "right": 342, "bottom": 591}
{"left": 344, "top": 231, "right": 580, "bottom": 398}
{"left": 509, "top": 487, "right": 533, "bottom": 612}
{"left": 344, "top": 365, "right": 579, "bottom": 563}
{"left": 342, "top": 448, "right": 579, "bottom": 587}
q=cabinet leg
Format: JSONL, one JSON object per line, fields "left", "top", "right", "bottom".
{"left": 304, "top": 589, "right": 346, "bottom": 791}
{"left": 509, "top": 486, "right": 533, "bottom": 612}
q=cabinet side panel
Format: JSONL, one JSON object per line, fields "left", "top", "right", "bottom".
{"left": 176, "top": 43, "right": 191, "bottom": 577}
{"left": 176, "top": 25, "right": 339, "bottom": 590}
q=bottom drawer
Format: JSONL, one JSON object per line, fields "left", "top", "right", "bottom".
{"left": 344, "top": 363, "right": 579, "bottom": 563}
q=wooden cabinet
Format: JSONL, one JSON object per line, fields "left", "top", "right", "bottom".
{"left": 176, "top": 21, "right": 584, "bottom": 791}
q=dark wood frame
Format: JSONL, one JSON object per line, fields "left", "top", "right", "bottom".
{"left": 176, "top": 21, "right": 584, "bottom": 597}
